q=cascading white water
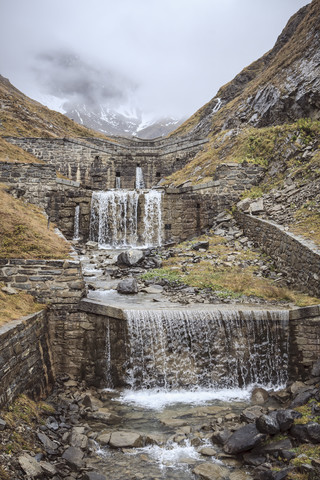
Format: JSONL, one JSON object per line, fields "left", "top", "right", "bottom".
{"left": 73, "top": 205, "right": 80, "bottom": 240}
{"left": 90, "top": 190, "right": 139, "bottom": 248}
{"left": 123, "top": 309, "right": 289, "bottom": 391}
{"left": 143, "top": 190, "right": 162, "bottom": 247}
{"left": 90, "top": 190, "right": 162, "bottom": 248}
{"left": 115, "top": 176, "right": 121, "bottom": 189}
{"left": 135, "top": 166, "right": 145, "bottom": 189}
{"left": 212, "top": 97, "right": 222, "bottom": 114}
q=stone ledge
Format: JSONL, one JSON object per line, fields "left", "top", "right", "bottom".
{"left": 79, "top": 298, "right": 125, "bottom": 320}
{"left": 56, "top": 178, "right": 80, "bottom": 188}
{"left": 289, "top": 305, "right": 320, "bottom": 320}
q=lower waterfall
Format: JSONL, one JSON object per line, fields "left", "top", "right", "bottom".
{"left": 122, "top": 308, "right": 289, "bottom": 391}
{"left": 89, "top": 189, "right": 162, "bottom": 248}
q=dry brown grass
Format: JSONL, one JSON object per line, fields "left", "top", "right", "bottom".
{"left": 0, "top": 137, "right": 43, "bottom": 163}
{"left": 0, "top": 283, "right": 43, "bottom": 326}
{"left": 0, "top": 184, "right": 70, "bottom": 259}
{"left": 148, "top": 234, "right": 320, "bottom": 306}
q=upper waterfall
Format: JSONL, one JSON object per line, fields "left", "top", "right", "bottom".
{"left": 89, "top": 189, "right": 162, "bottom": 248}
{"left": 135, "top": 166, "right": 145, "bottom": 189}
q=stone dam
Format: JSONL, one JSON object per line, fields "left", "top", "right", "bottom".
{"left": 0, "top": 132, "right": 320, "bottom": 405}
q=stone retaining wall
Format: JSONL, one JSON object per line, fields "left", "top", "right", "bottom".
{"left": 289, "top": 306, "right": 320, "bottom": 380}
{"left": 235, "top": 212, "right": 320, "bottom": 297}
{"left": 0, "top": 310, "right": 54, "bottom": 407}
{"left": 48, "top": 302, "right": 128, "bottom": 388}
{"left": 1, "top": 299, "right": 320, "bottom": 406}
{"left": 0, "top": 259, "right": 85, "bottom": 305}
{"left": 0, "top": 161, "right": 92, "bottom": 240}
{"left": 5, "top": 136, "right": 207, "bottom": 190}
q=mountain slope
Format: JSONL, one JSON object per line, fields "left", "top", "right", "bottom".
{"left": 171, "top": 0, "right": 320, "bottom": 140}
{"left": 0, "top": 75, "right": 111, "bottom": 139}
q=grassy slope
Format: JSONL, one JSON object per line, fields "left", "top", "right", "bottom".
{"left": 0, "top": 184, "right": 70, "bottom": 259}
{"left": 142, "top": 234, "right": 320, "bottom": 307}
{"left": 0, "top": 184, "right": 71, "bottom": 325}
{"left": 165, "top": 120, "right": 320, "bottom": 186}
{"left": 0, "top": 137, "right": 43, "bottom": 163}
{"left": 0, "top": 284, "right": 43, "bottom": 327}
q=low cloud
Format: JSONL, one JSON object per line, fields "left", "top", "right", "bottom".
{"left": 32, "top": 49, "right": 137, "bottom": 111}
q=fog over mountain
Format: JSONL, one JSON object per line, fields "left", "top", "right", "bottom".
{"left": 0, "top": 0, "right": 311, "bottom": 137}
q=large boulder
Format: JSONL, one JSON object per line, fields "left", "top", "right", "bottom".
{"left": 276, "top": 409, "right": 300, "bottom": 432}
{"left": 251, "top": 387, "right": 269, "bottom": 405}
{"left": 18, "top": 454, "right": 43, "bottom": 478}
{"left": 117, "top": 249, "right": 144, "bottom": 266}
{"left": 109, "top": 431, "right": 144, "bottom": 448}
{"left": 311, "top": 359, "right": 320, "bottom": 377}
{"left": 223, "top": 424, "right": 266, "bottom": 455}
{"left": 117, "top": 277, "right": 138, "bottom": 294}
{"left": 86, "top": 408, "right": 121, "bottom": 424}
{"left": 192, "top": 240, "right": 209, "bottom": 251}
{"left": 256, "top": 412, "right": 280, "bottom": 435}
{"left": 62, "top": 446, "right": 84, "bottom": 470}
{"left": 290, "top": 422, "right": 320, "bottom": 444}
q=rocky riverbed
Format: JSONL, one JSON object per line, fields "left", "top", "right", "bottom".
{"left": 78, "top": 211, "right": 307, "bottom": 309}
{"left": 1, "top": 363, "right": 320, "bottom": 480}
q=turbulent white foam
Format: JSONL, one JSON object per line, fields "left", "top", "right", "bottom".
{"left": 128, "top": 441, "right": 201, "bottom": 470}
{"left": 119, "top": 387, "right": 253, "bottom": 410}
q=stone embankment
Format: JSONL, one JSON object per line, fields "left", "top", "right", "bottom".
{"left": 235, "top": 211, "right": 320, "bottom": 298}
{"left": 0, "top": 259, "right": 84, "bottom": 305}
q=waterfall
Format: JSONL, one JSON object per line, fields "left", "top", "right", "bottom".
{"left": 115, "top": 176, "right": 121, "bottom": 189}
{"left": 136, "top": 166, "right": 145, "bottom": 189}
{"left": 73, "top": 205, "right": 80, "bottom": 240}
{"left": 143, "top": 190, "right": 162, "bottom": 247}
{"left": 90, "top": 190, "right": 162, "bottom": 248}
{"left": 212, "top": 97, "right": 222, "bottom": 114}
{"left": 124, "top": 309, "right": 289, "bottom": 390}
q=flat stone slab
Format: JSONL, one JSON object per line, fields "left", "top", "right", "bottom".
{"left": 109, "top": 431, "right": 144, "bottom": 448}
{"left": 193, "top": 462, "right": 229, "bottom": 480}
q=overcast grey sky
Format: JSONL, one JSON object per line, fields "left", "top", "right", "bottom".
{"left": 0, "top": 0, "right": 311, "bottom": 119}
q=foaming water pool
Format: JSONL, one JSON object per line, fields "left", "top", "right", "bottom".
{"left": 118, "top": 387, "right": 254, "bottom": 410}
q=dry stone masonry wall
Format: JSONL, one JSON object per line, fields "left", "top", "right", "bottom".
{"left": 0, "top": 310, "right": 54, "bottom": 407}
{"left": 5, "top": 136, "right": 208, "bottom": 190}
{"left": 289, "top": 306, "right": 320, "bottom": 380}
{"left": 0, "top": 259, "right": 85, "bottom": 305}
{"left": 235, "top": 212, "right": 320, "bottom": 297}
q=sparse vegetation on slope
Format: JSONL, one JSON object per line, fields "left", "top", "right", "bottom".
{"left": 165, "top": 120, "right": 320, "bottom": 188}
{"left": 0, "top": 283, "right": 43, "bottom": 326}
{"left": 142, "top": 234, "right": 320, "bottom": 306}
{"left": 170, "top": 0, "right": 319, "bottom": 139}
{"left": 0, "top": 184, "right": 70, "bottom": 259}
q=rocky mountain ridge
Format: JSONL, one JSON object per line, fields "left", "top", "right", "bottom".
{"left": 172, "top": 0, "right": 320, "bottom": 140}
{"left": 63, "top": 103, "right": 184, "bottom": 139}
